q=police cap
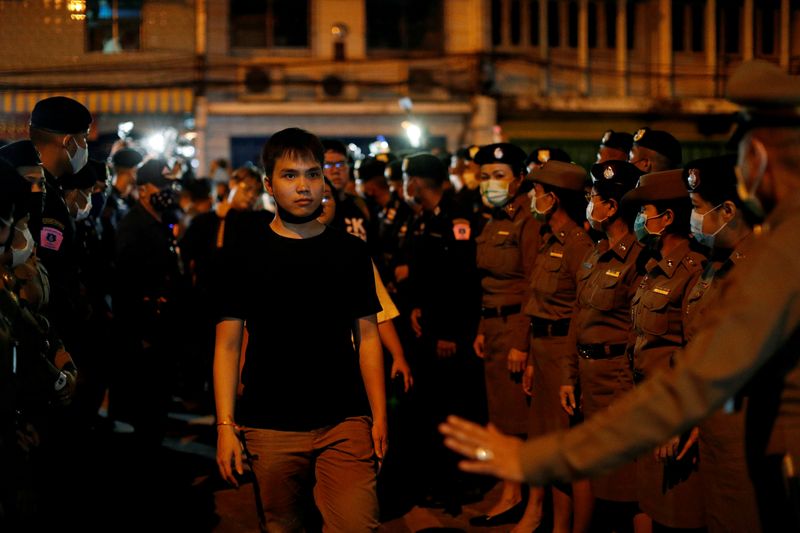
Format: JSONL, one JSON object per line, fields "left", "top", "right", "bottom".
{"left": 528, "top": 160, "right": 587, "bottom": 192}
{"left": 30, "top": 96, "right": 92, "bottom": 134}
{"left": 683, "top": 154, "right": 739, "bottom": 205}
{"left": 632, "top": 128, "right": 682, "bottom": 165}
{"left": 0, "top": 140, "right": 41, "bottom": 167}
{"left": 455, "top": 145, "right": 480, "bottom": 161}
{"left": 525, "top": 146, "right": 572, "bottom": 167}
{"left": 590, "top": 160, "right": 643, "bottom": 201}
{"left": 473, "top": 143, "right": 527, "bottom": 177}
{"left": 112, "top": 148, "right": 144, "bottom": 169}
{"left": 137, "top": 158, "right": 174, "bottom": 189}
{"left": 726, "top": 59, "right": 800, "bottom": 144}
{"left": 402, "top": 153, "right": 447, "bottom": 186}
{"left": 61, "top": 159, "right": 107, "bottom": 190}
{"left": 621, "top": 169, "right": 688, "bottom": 205}
{"left": 355, "top": 156, "right": 387, "bottom": 182}
{"left": 600, "top": 130, "right": 634, "bottom": 154}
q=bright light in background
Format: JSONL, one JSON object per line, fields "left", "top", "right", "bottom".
{"left": 368, "top": 135, "right": 390, "bottom": 156}
{"left": 144, "top": 132, "right": 167, "bottom": 154}
{"left": 117, "top": 121, "right": 134, "bottom": 139}
{"left": 403, "top": 121, "right": 422, "bottom": 148}
{"left": 67, "top": 0, "right": 86, "bottom": 20}
{"left": 175, "top": 145, "right": 196, "bottom": 158}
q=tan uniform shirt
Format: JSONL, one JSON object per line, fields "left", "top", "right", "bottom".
{"left": 518, "top": 191, "right": 800, "bottom": 488}
{"left": 523, "top": 218, "right": 593, "bottom": 321}
{"left": 630, "top": 240, "right": 705, "bottom": 379}
{"left": 564, "top": 232, "right": 644, "bottom": 385}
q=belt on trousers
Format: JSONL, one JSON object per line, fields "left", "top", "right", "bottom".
{"left": 577, "top": 343, "right": 628, "bottom": 360}
{"left": 481, "top": 304, "right": 522, "bottom": 319}
{"left": 530, "top": 317, "right": 570, "bottom": 337}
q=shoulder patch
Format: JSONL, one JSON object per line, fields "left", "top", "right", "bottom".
{"left": 452, "top": 218, "right": 471, "bottom": 240}
{"left": 40, "top": 227, "right": 64, "bottom": 251}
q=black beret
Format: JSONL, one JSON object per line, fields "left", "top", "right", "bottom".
{"left": 528, "top": 160, "right": 587, "bottom": 191}
{"left": 473, "top": 143, "right": 527, "bottom": 176}
{"left": 632, "top": 128, "right": 682, "bottom": 165}
{"left": 727, "top": 60, "right": 800, "bottom": 145}
{"left": 622, "top": 169, "right": 688, "bottom": 205}
{"left": 402, "top": 153, "right": 447, "bottom": 186}
{"left": 30, "top": 96, "right": 92, "bottom": 134}
{"left": 0, "top": 140, "right": 41, "bottom": 167}
{"left": 61, "top": 159, "right": 107, "bottom": 190}
{"left": 137, "top": 158, "right": 174, "bottom": 188}
{"left": 599, "top": 130, "right": 634, "bottom": 154}
{"left": 354, "top": 157, "right": 387, "bottom": 182}
{"left": 181, "top": 177, "right": 212, "bottom": 200}
{"left": 590, "top": 160, "right": 643, "bottom": 201}
{"left": 526, "top": 146, "right": 572, "bottom": 167}
{"left": 683, "top": 154, "right": 739, "bottom": 203}
{"left": 112, "top": 148, "right": 144, "bottom": 169}
{"left": 385, "top": 159, "right": 404, "bottom": 181}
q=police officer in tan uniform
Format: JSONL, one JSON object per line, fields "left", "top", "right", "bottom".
{"left": 469, "top": 143, "right": 540, "bottom": 526}
{"left": 621, "top": 169, "right": 708, "bottom": 530}
{"left": 565, "top": 160, "right": 645, "bottom": 532}
{"left": 519, "top": 160, "right": 594, "bottom": 533}
{"left": 681, "top": 155, "right": 761, "bottom": 533}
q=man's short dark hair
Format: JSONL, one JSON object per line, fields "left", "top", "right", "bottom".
{"left": 261, "top": 128, "right": 325, "bottom": 178}
{"left": 322, "top": 139, "right": 348, "bottom": 157}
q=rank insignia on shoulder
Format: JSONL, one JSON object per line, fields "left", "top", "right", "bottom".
{"left": 605, "top": 270, "right": 621, "bottom": 278}
{"left": 653, "top": 287, "right": 671, "bottom": 296}
{"left": 550, "top": 251, "right": 563, "bottom": 258}
{"left": 497, "top": 230, "right": 510, "bottom": 236}
{"left": 40, "top": 227, "right": 64, "bottom": 251}
{"left": 452, "top": 221, "right": 471, "bottom": 241}
{"left": 582, "top": 262, "right": 593, "bottom": 269}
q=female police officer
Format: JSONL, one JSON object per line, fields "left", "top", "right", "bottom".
{"left": 469, "top": 143, "right": 539, "bottom": 526}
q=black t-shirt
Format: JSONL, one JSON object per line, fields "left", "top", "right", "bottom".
{"left": 218, "top": 222, "right": 380, "bottom": 431}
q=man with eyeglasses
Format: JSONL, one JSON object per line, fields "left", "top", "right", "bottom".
{"left": 322, "top": 140, "right": 372, "bottom": 243}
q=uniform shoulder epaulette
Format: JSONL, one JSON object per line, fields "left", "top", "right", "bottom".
{"left": 682, "top": 252, "right": 706, "bottom": 273}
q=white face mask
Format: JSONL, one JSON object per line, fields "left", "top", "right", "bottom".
{"left": 68, "top": 136, "right": 89, "bottom": 174}
{"left": 585, "top": 199, "right": 609, "bottom": 230}
{"left": 690, "top": 204, "right": 727, "bottom": 249}
{"left": 74, "top": 190, "right": 93, "bottom": 221}
{"left": 11, "top": 226, "right": 34, "bottom": 267}
{"left": 479, "top": 179, "right": 510, "bottom": 208}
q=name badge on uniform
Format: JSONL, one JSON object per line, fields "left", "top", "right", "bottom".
{"left": 452, "top": 218, "right": 471, "bottom": 241}
{"left": 653, "top": 287, "right": 671, "bottom": 296}
{"left": 497, "top": 230, "right": 510, "bottom": 236}
{"left": 549, "top": 251, "right": 563, "bottom": 259}
{"left": 605, "top": 270, "right": 621, "bottom": 278}
{"left": 40, "top": 227, "right": 64, "bottom": 251}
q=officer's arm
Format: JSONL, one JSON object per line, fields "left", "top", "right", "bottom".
{"left": 355, "top": 314, "right": 388, "bottom": 459}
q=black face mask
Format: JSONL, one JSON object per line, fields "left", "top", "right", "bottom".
{"left": 276, "top": 203, "right": 324, "bottom": 225}
{"left": 150, "top": 188, "right": 178, "bottom": 213}
{"left": 90, "top": 191, "right": 107, "bottom": 219}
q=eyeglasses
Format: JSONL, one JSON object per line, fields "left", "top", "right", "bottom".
{"left": 323, "top": 162, "right": 347, "bottom": 170}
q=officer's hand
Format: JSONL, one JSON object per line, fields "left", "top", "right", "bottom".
{"left": 559, "top": 385, "right": 576, "bottom": 416}
{"left": 507, "top": 347, "right": 527, "bottom": 373}
{"left": 439, "top": 417, "right": 525, "bottom": 482}
{"left": 436, "top": 340, "right": 457, "bottom": 358}
{"left": 654, "top": 435, "right": 681, "bottom": 463}
{"left": 676, "top": 427, "right": 700, "bottom": 462}
{"left": 372, "top": 416, "right": 389, "bottom": 466}
{"left": 391, "top": 356, "right": 414, "bottom": 392}
{"left": 522, "top": 365, "right": 534, "bottom": 396}
{"left": 473, "top": 334, "right": 486, "bottom": 359}
{"left": 394, "top": 265, "right": 410, "bottom": 283}
{"left": 216, "top": 425, "right": 244, "bottom": 487}
{"left": 410, "top": 308, "right": 423, "bottom": 337}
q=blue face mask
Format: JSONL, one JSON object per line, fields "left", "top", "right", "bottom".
{"left": 633, "top": 211, "right": 666, "bottom": 247}
{"left": 690, "top": 204, "right": 727, "bottom": 249}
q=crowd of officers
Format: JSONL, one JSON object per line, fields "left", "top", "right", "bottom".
{"left": 0, "top": 93, "right": 763, "bottom": 533}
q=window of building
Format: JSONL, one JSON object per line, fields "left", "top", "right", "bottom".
{"left": 86, "top": 0, "right": 142, "bottom": 53}
{"left": 672, "top": 0, "right": 705, "bottom": 53}
{"left": 547, "top": 0, "right": 560, "bottom": 47}
{"left": 568, "top": 1, "right": 578, "bottom": 48}
{"left": 756, "top": 0, "right": 780, "bottom": 56}
{"left": 719, "top": 1, "right": 742, "bottom": 55}
{"left": 366, "top": 0, "right": 443, "bottom": 53}
{"left": 511, "top": 0, "right": 522, "bottom": 45}
{"left": 492, "top": 0, "right": 503, "bottom": 46}
{"left": 529, "top": 0, "right": 540, "bottom": 45}
{"left": 229, "top": 0, "right": 309, "bottom": 49}
{"left": 588, "top": 2, "right": 598, "bottom": 48}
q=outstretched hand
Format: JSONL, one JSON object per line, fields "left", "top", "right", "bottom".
{"left": 439, "top": 416, "right": 525, "bottom": 482}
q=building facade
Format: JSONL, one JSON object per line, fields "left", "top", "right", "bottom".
{"left": 1, "top": 0, "right": 799, "bottom": 170}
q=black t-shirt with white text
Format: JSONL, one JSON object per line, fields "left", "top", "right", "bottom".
{"left": 218, "top": 222, "right": 380, "bottom": 431}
